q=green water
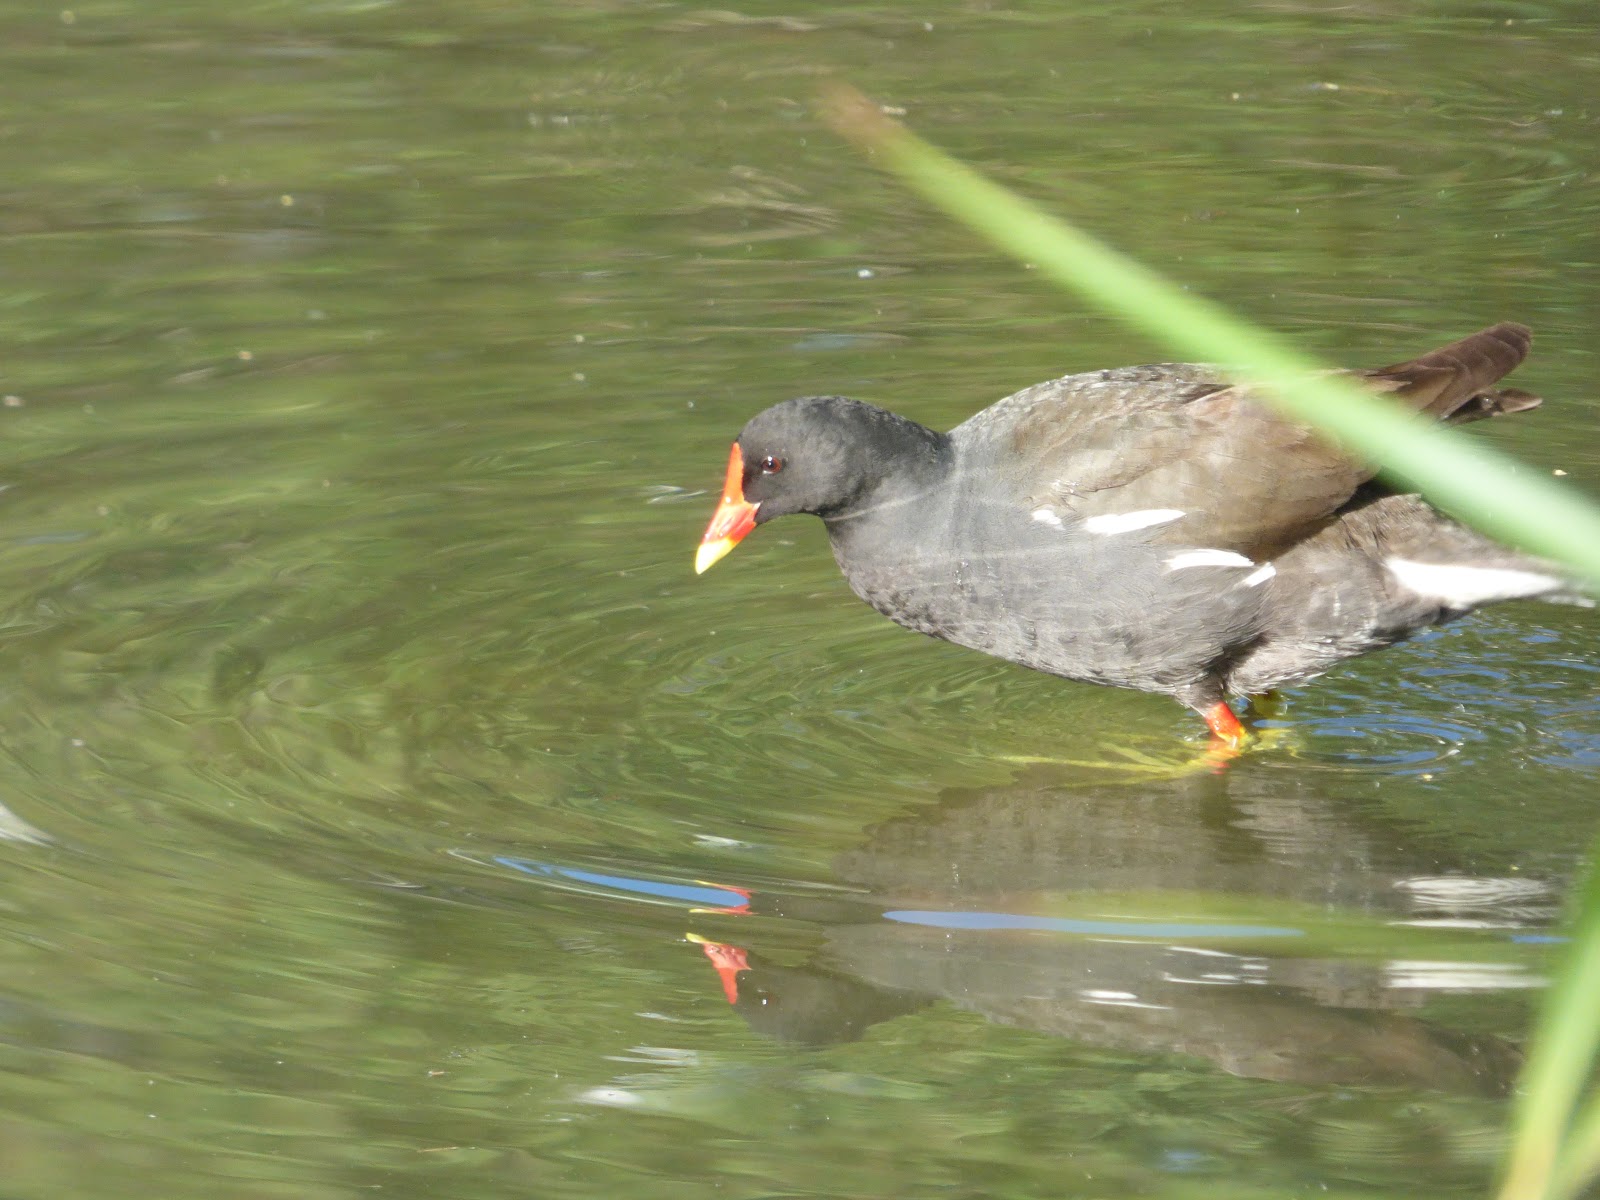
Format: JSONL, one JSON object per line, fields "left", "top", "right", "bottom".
{"left": 0, "top": 3, "right": 1597, "bottom": 1196}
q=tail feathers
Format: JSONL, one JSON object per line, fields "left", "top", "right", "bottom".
{"left": 1440, "top": 386, "right": 1542, "bottom": 424}
{"left": 1383, "top": 557, "right": 1589, "bottom": 610}
{"left": 1340, "top": 490, "right": 1592, "bottom": 611}
{"left": 1370, "top": 322, "right": 1540, "bottom": 423}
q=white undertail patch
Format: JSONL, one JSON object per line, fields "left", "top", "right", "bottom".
{"left": 1031, "top": 507, "right": 1065, "bottom": 528}
{"left": 1167, "top": 549, "right": 1255, "bottom": 571}
{"left": 1083, "top": 508, "right": 1185, "bottom": 535}
{"left": 1385, "top": 558, "right": 1561, "bottom": 607}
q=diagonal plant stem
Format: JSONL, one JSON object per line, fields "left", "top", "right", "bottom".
{"left": 1498, "top": 842, "right": 1600, "bottom": 1200}
{"left": 818, "top": 84, "right": 1600, "bottom": 589}
{"left": 1550, "top": 1098, "right": 1600, "bottom": 1200}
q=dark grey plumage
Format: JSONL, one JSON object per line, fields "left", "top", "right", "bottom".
{"left": 720, "top": 324, "right": 1575, "bottom": 725}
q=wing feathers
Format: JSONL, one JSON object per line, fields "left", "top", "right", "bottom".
{"left": 972, "top": 325, "right": 1542, "bottom": 558}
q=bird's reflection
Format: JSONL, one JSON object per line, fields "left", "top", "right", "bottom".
{"left": 685, "top": 762, "right": 1547, "bottom": 1097}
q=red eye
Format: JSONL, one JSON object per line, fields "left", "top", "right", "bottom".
{"left": 759, "top": 456, "right": 784, "bottom": 474}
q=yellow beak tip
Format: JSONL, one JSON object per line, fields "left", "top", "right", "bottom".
{"left": 695, "top": 538, "right": 735, "bottom": 575}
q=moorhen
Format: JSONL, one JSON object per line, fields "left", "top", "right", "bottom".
{"left": 694, "top": 323, "right": 1578, "bottom": 748}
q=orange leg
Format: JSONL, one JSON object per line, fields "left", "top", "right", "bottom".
{"left": 1202, "top": 701, "right": 1249, "bottom": 752}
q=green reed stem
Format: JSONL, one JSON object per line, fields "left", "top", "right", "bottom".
{"left": 1498, "top": 844, "right": 1600, "bottom": 1200}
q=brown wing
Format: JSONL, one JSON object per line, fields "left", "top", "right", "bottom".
{"left": 1003, "top": 323, "right": 1538, "bottom": 557}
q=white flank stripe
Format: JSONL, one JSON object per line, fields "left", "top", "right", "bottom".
{"left": 1242, "top": 563, "right": 1276, "bottom": 587}
{"left": 1385, "top": 558, "right": 1560, "bottom": 607}
{"left": 1167, "top": 549, "right": 1254, "bottom": 571}
{"left": 1031, "top": 507, "right": 1065, "bottom": 527}
{"left": 1083, "top": 508, "right": 1185, "bottom": 535}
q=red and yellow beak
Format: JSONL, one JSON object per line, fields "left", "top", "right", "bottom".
{"left": 695, "top": 443, "right": 759, "bottom": 574}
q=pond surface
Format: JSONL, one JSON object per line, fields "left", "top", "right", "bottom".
{"left": 1, "top": 2, "right": 1598, "bottom": 1197}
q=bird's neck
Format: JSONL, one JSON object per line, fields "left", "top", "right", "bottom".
{"left": 822, "top": 413, "right": 953, "bottom": 527}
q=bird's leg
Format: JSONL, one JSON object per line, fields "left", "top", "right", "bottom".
{"left": 1201, "top": 700, "right": 1250, "bottom": 752}
{"left": 1197, "top": 691, "right": 1294, "bottom": 766}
